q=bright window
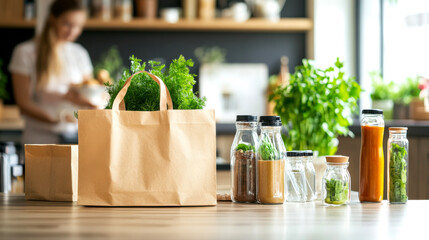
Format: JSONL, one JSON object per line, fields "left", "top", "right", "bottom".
{"left": 383, "top": 0, "right": 429, "bottom": 82}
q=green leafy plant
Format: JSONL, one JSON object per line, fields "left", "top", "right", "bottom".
{"left": 389, "top": 143, "right": 407, "bottom": 203}
{"left": 324, "top": 178, "right": 349, "bottom": 204}
{"left": 0, "top": 60, "right": 9, "bottom": 100}
{"left": 236, "top": 143, "right": 255, "bottom": 152}
{"left": 270, "top": 58, "right": 361, "bottom": 156}
{"left": 258, "top": 135, "right": 279, "bottom": 160}
{"left": 393, "top": 76, "right": 420, "bottom": 105}
{"left": 94, "top": 46, "right": 125, "bottom": 80}
{"left": 370, "top": 71, "right": 394, "bottom": 101}
{"left": 105, "top": 55, "right": 206, "bottom": 111}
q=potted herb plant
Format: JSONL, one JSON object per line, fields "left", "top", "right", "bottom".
{"left": 270, "top": 58, "right": 361, "bottom": 155}
{"left": 392, "top": 76, "right": 421, "bottom": 119}
{"left": 0, "top": 60, "right": 10, "bottom": 119}
{"left": 269, "top": 58, "right": 361, "bottom": 197}
{"left": 370, "top": 71, "right": 394, "bottom": 120}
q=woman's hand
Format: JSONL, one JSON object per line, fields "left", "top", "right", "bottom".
{"left": 64, "top": 88, "right": 96, "bottom": 108}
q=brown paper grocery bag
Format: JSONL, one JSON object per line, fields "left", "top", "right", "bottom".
{"left": 78, "top": 71, "right": 216, "bottom": 206}
{"left": 25, "top": 145, "right": 78, "bottom": 202}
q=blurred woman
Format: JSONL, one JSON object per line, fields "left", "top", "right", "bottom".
{"left": 9, "top": 0, "right": 94, "bottom": 144}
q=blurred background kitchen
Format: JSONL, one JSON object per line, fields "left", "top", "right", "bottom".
{"left": 0, "top": 0, "right": 428, "bottom": 199}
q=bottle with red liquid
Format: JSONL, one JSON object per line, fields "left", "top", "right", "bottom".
{"left": 359, "top": 109, "right": 385, "bottom": 202}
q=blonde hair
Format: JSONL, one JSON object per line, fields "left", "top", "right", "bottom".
{"left": 36, "top": 0, "right": 84, "bottom": 88}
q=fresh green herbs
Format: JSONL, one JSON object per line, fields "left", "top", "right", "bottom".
{"left": 0, "top": 60, "right": 9, "bottom": 100}
{"left": 393, "top": 76, "right": 421, "bottom": 105}
{"left": 258, "top": 136, "right": 279, "bottom": 160}
{"left": 236, "top": 143, "right": 255, "bottom": 152}
{"left": 370, "top": 71, "right": 394, "bottom": 101}
{"left": 105, "top": 55, "right": 206, "bottom": 111}
{"left": 270, "top": 58, "right": 361, "bottom": 156}
{"left": 389, "top": 143, "right": 408, "bottom": 203}
{"left": 370, "top": 72, "right": 420, "bottom": 105}
{"left": 324, "top": 178, "right": 349, "bottom": 204}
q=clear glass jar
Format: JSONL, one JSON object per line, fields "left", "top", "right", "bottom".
{"left": 256, "top": 116, "right": 286, "bottom": 204}
{"left": 359, "top": 109, "right": 385, "bottom": 202}
{"left": 285, "top": 151, "right": 307, "bottom": 202}
{"left": 387, "top": 127, "right": 408, "bottom": 204}
{"left": 304, "top": 150, "right": 316, "bottom": 202}
{"left": 230, "top": 115, "right": 258, "bottom": 203}
{"left": 114, "top": 0, "right": 133, "bottom": 21}
{"left": 323, "top": 156, "right": 351, "bottom": 206}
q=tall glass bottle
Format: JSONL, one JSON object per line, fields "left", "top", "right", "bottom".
{"left": 230, "top": 115, "right": 258, "bottom": 203}
{"left": 359, "top": 109, "right": 385, "bottom": 202}
{"left": 256, "top": 116, "right": 286, "bottom": 204}
{"left": 387, "top": 127, "right": 408, "bottom": 204}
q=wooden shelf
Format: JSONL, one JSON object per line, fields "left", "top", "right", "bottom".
{"left": 0, "top": 19, "right": 35, "bottom": 28}
{"left": 0, "top": 18, "right": 312, "bottom": 32}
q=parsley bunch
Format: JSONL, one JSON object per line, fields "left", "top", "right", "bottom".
{"left": 105, "top": 55, "right": 206, "bottom": 111}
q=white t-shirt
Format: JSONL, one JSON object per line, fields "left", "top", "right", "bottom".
{"left": 8, "top": 40, "right": 93, "bottom": 143}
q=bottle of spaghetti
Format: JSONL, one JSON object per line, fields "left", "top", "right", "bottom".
{"left": 359, "top": 109, "right": 385, "bottom": 202}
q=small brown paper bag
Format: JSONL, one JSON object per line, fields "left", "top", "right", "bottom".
{"left": 78, "top": 71, "right": 217, "bottom": 206}
{"left": 25, "top": 145, "right": 78, "bottom": 202}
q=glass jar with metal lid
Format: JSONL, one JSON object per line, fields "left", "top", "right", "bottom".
{"left": 285, "top": 151, "right": 307, "bottom": 202}
{"left": 322, "top": 155, "right": 351, "bottom": 205}
{"left": 387, "top": 127, "right": 409, "bottom": 204}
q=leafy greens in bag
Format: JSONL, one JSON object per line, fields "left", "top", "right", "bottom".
{"left": 105, "top": 55, "right": 206, "bottom": 111}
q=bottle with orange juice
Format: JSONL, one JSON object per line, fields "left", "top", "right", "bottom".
{"left": 359, "top": 109, "right": 385, "bottom": 202}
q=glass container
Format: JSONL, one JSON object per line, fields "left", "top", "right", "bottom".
{"left": 304, "top": 150, "right": 316, "bottom": 202}
{"left": 230, "top": 115, "right": 258, "bottom": 203}
{"left": 387, "top": 127, "right": 408, "bottom": 204}
{"left": 285, "top": 151, "right": 307, "bottom": 202}
{"left": 323, "top": 156, "right": 351, "bottom": 206}
{"left": 359, "top": 109, "right": 385, "bottom": 202}
{"left": 256, "top": 116, "right": 286, "bottom": 204}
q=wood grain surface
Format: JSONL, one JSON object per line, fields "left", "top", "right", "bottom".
{"left": 0, "top": 192, "right": 427, "bottom": 239}
{"left": 0, "top": 171, "right": 425, "bottom": 239}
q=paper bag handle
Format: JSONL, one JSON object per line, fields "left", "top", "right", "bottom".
{"left": 112, "top": 70, "right": 173, "bottom": 111}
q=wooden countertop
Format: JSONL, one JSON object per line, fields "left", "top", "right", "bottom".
{"left": 0, "top": 193, "right": 426, "bottom": 240}
{"left": 0, "top": 105, "right": 24, "bottom": 131}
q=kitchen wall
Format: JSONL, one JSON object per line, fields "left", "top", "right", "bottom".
{"left": 0, "top": 0, "right": 307, "bottom": 104}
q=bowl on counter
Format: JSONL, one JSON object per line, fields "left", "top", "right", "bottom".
{"left": 70, "top": 80, "right": 109, "bottom": 109}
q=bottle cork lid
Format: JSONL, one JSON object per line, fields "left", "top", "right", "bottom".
{"left": 326, "top": 155, "right": 349, "bottom": 163}
{"left": 389, "top": 127, "right": 408, "bottom": 132}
